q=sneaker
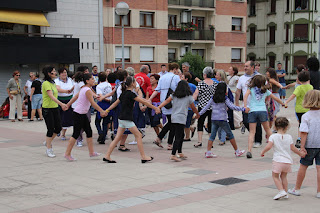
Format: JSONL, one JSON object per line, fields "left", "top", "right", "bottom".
{"left": 235, "top": 150, "right": 246, "bottom": 157}
{"left": 105, "top": 135, "right": 109, "bottom": 140}
{"left": 284, "top": 194, "right": 289, "bottom": 199}
{"left": 46, "top": 149, "right": 56, "bottom": 158}
{"left": 273, "top": 190, "right": 287, "bottom": 200}
{"left": 97, "top": 134, "right": 103, "bottom": 142}
{"left": 295, "top": 139, "right": 301, "bottom": 148}
{"left": 316, "top": 192, "right": 320, "bottom": 198}
{"left": 129, "top": 141, "right": 137, "bottom": 145}
{"left": 246, "top": 151, "right": 252, "bottom": 158}
{"left": 90, "top": 152, "right": 101, "bottom": 157}
{"left": 288, "top": 188, "right": 301, "bottom": 196}
{"left": 76, "top": 140, "right": 83, "bottom": 147}
{"left": 64, "top": 155, "right": 76, "bottom": 161}
{"left": 253, "top": 142, "right": 262, "bottom": 148}
{"left": 241, "top": 125, "right": 246, "bottom": 134}
{"left": 205, "top": 152, "right": 217, "bottom": 158}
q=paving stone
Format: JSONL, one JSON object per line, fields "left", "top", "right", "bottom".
{"left": 253, "top": 157, "right": 273, "bottom": 162}
{"left": 139, "top": 191, "right": 177, "bottom": 201}
{"left": 110, "top": 197, "right": 151, "bottom": 207}
{"left": 183, "top": 169, "right": 215, "bottom": 176}
{"left": 61, "top": 209, "right": 90, "bottom": 213}
{"left": 79, "top": 203, "right": 121, "bottom": 213}
{"left": 188, "top": 182, "right": 223, "bottom": 190}
{"left": 235, "top": 170, "right": 271, "bottom": 181}
{"left": 164, "top": 186, "right": 202, "bottom": 195}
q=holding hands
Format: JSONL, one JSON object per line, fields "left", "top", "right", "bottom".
{"left": 61, "top": 103, "right": 68, "bottom": 111}
{"left": 244, "top": 107, "right": 250, "bottom": 113}
{"left": 155, "top": 107, "right": 161, "bottom": 115}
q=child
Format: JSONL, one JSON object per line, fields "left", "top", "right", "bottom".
{"left": 285, "top": 71, "right": 313, "bottom": 148}
{"left": 288, "top": 90, "right": 320, "bottom": 198}
{"left": 103, "top": 76, "right": 160, "bottom": 163}
{"left": 159, "top": 80, "right": 200, "bottom": 162}
{"left": 64, "top": 73, "right": 108, "bottom": 161}
{"left": 200, "top": 82, "right": 248, "bottom": 158}
{"left": 244, "top": 75, "right": 284, "bottom": 158}
{"left": 261, "top": 117, "right": 305, "bottom": 200}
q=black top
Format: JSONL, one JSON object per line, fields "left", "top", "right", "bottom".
{"left": 119, "top": 90, "right": 137, "bottom": 121}
{"left": 309, "top": 70, "right": 320, "bottom": 90}
{"left": 189, "top": 71, "right": 196, "bottom": 81}
{"left": 31, "top": 80, "right": 42, "bottom": 94}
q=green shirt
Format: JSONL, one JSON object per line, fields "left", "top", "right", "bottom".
{"left": 42, "top": 81, "right": 58, "bottom": 108}
{"left": 293, "top": 84, "right": 313, "bottom": 113}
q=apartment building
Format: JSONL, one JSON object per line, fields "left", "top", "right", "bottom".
{"left": 247, "top": 0, "right": 319, "bottom": 79}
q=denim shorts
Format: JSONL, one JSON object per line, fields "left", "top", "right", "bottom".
{"left": 31, "top": 94, "right": 42, "bottom": 109}
{"left": 248, "top": 111, "right": 268, "bottom": 123}
{"left": 185, "top": 110, "right": 194, "bottom": 128}
{"left": 118, "top": 119, "right": 135, "bottom": 129}
{"left": 209, "top": 120, "right": 234, "bottom": 141}
{"left": 300, "top": 148, "right": 320, "bottom": 166}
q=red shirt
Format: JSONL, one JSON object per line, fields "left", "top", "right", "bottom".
{"left": 3, "top": 104, "right": 9, "bottom": 117}
{"left": 134, "top": 72, "right": 151, "bottom": 94}
{"left": 110, "top": 83, "right": 116, "bottom": 90}
{"left": 147, "top": 86, "right": 160, "bottom": 102}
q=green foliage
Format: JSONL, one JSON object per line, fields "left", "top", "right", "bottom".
{"left": 178, "top": 51, "right": 206, "bottom": 80}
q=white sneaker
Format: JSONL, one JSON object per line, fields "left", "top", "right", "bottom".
{"left": 288, "top": 188, "right": 301, "bottom": 196}
{"left": 128, "top": 141, "right": 137, "bottom": 145}
{"left": 76, "top": 140, "right": 83, "bottom": 147}
{"left": 46, "top": 149, "right": 56, "bottom": 158}
{"left": 316, "top": 192, "right": 320, "bottom": 198}
{"left": 235, "top": 150, "right": 246, "bottom": 157}
{"left": 205, "top": 152, "right": 217, "bottom": 158}
{"left": 253, "top": 142, "right": 262, "bottom": 148}
{"left": 273, "top": 190, "right": 287, "bottom": 200}
{"left": 284, "top": 194, "right": 289, "bottom": 199}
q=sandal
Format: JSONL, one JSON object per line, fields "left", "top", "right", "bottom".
{"left": 153, "top": 141, "right": 163, "bottom": 148}
{"left": 194, "top": 142, "right": 202, "bottom": 148}
{"left": 18, "top": 119, "right": 23, "bottom": 122}
{"left": 219, "top": 142, "right": 225, "bottom": 146}
{"left": 170, "top": 155, "right": 181, "bottom": 162}
{"left": 177, "top": 153, "right": 187, "bottom": 159}
{"left": 118, "top": 145, "right": 130, "bottom": 152}
{"left": 167, "top": 144, "right": 173, "bottom": 150}
{"left": 11, "top": 120, "right": 15, "bottom": 122}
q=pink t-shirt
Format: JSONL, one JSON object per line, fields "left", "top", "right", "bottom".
{"left": 74, "top": 87, "right": 91, "bottom": 114}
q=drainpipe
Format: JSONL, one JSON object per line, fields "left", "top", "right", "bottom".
{"left": 99, "top": 0, "right": 104, "bottom": 72}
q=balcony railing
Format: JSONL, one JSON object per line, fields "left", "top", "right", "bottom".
{"left": 168, "top": 0, "right": 215, "bottom": 8}
{"left": 168, "top": 29, "right": 215, "bottom": 41}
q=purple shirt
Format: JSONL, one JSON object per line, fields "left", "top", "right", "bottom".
{"left": 74, "top": 87, "right": 91, "bottom": 114}
{"left": 200, "top": 97, "right": 245, "bottom": 121}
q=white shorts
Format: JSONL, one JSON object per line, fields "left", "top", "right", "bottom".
{"left": 118, "top": 119, "right": 135, "bottom": 129}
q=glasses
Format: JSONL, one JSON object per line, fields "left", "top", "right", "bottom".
{"left": 16, "top": 75, "right": 20, "bottom": 76}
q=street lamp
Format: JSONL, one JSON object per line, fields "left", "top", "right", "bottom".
{"left": 115, "top": 2, "right": 129, "bottom": 70}
{"left": 315, "top": 17, "right": 320, "bottom": 61}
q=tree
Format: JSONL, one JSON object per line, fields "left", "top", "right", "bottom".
{"left": 178, "top": 51, "right": 207, "bottom": 80}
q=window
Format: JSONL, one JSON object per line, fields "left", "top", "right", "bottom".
{"left": 286, "top": 0, "right": 290, "bottom": 11}
{"left": 192, "top": 17, "right": 205, "bottom": 30}
{"left": 285, "top": 56, "right": 289, "bottom": 72}
{"left": 294, "top": 24, "right": 308, "bottom": 41}
{"left": 192, "top": 49, "right": 205, "bottom": 59}
{"left": 250, "top": 0, "right": 256, "bottom": 16}
{"left": 115, "top": 47, "right": 130, "bottom": 62}
{"left": 115, "top": 11, "right": 130, "bottom": 27}
{"left": 168, "top": 15, "right": 176, "bottom": 29}
{"left": 314, "top": 24, "right": 317, "bottom": 41}
{"left": 269, "top": 26, "right": 276, "bottom": 43}
{"left": 168, "top": 48, "right": 176, "bottom": 62}
{"left": 271, "top": 0, "right": 276, "bottom": 13}
{"left": 231, "top": 48, "right": 241, "bottom": 62}
{"left": 249, "top": 27, "right": 256, "bottom": 44}
{"left": 285, "top": 24, "right": 289, "bottom": 42}
{"left": 294, "top": 56, "right": 308, "bottom": 67}
{"left": 232, "top": 18, "right": 242, "bottom": 31}
{"left": 140, "top": 47, "right": 154, "bottom": 62}
{"left": 295, "top": 0, "right": 309, "bottom": 10}
{"left": 269, "top": 56, "right": 275, "bottom": 68}
{"left": 140, "top": 12, "right": 154, "bottom": 28}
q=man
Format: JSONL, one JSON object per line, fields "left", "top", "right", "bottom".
{"left": 135, "top": 65, "right": 151, "bottom": 95}
{"left": 149, "top": 63, "right": 181, "bottom": 149}
{"left": 276, "top": 62, "right": 286, "bottom": 100}
{"left": 24, "top": 72, "right": 36, "bottom": 119}
{"left": 158, "top": 64, "right": 168, "bottom": 77}
{"left": 235, "top": 61, "right": 263, "bottom": 154}
{"left": 92, "top": 65, "right": 99, "bottom": 90}
{"left": 182, "top": 62, "right": 201, "bottom": 83}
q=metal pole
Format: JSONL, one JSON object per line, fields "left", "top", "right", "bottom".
{"left": 318, "top": 26, "right": 320, "bottom": 62}
{"left": 121, "top": 15, "right": 125, "bottom": 70}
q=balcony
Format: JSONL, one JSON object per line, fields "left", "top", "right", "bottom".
{"left": 168, "top": 0, "right": 215, "bottom": 9}
{"left": 0, "top": 0, "right": 57, "bottom": 12}
{"left": 168, "top": 29, "right": 215, "bottom": 41}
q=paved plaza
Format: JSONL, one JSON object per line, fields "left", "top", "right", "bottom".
{"left": 0, "top": 101, "right": 319, "bottom": 213}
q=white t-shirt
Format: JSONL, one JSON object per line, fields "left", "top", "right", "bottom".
{"left": 96, "top": 82, "right": 112, "bottom": 101}
{"left": 236, "top": 75, "right": 252, "bottom": 107}
{"left": 25, "top": 80, "right": 33, "bottom": 96}
{"left": 269, "top": 133, "right": 293, "bottom": 164}
{"left": 116, "top": 81, "right": 140, "bottom": 98}
{"left": 72, "top": 81, "right": 85, "bottom": 109}
{"left": 227, "top": 75, "right": 240, "bottom": 92}
{"left": 54, "top": 77, "right": 74, "bottom": 97}
{"left": 299, "top": 110, "right": 320, "bottom": 148}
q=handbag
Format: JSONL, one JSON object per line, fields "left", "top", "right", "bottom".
{"left": 9, "top": 90, "right": 19, "bottom": 95}
{"left": 164, "top": 76, "right": 175, "bottom": 109}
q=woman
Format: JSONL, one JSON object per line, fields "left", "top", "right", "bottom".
{"left": 227, "top": 66, "right": 240, "bottom": 93}
{"left": 42, "top": 66, "right": 67, "bottom": 158}
{"left": 193, "top": 67, "right": 217, "bottom": 147}
{"left": 6, "top": 70, "right": 23, "bottom": 122}
{"left": 55, "top": 68, "right": 74, "bottom": 140}
{"left": 306, "top": 57, "right": 320, "bottom": 90}
{"left": 29, "top": 74, "right": 43, "bottom": 121}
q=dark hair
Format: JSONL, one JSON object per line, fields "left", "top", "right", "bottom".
{"left": 277, "top": 62, "right": 282, "bottom": 65}
{"left": 173, "top": 80, "right": 192, "bottom": 98}
{"left": 297, "top": 64, "right": 305, "bottom": 73}
{"left": 92, "top": 65, "right": 97, "bottom": 69}
{"left": 306, "top": 57, "right": 319, "bottom": 71}
{"left": 12, "top": 70, "right": 20, "bottom": 77}
{"left": 274, "top": 117, "right": 289, "bottom": 130}
{"left": 35, "top": 72, "right": 40, "bottom": 78}
{"left": 117, "top": 70, "right": 128, "bottom": 81}
{"left": 83, "top": 73, "right": 93, "bottom": 85}
{"left": 298, "top": 71, "right": 310, "bottom": 82}
{"left": 249, "top": 61, "right": 255, "bottom": 68}
{"left": 73, "top": 71, "right": 83, "bottom": 83}
{"left": 161, "top": 64, "right": 166, "bottom": 67}
{"left": 248, "top": 75, "right": 268, "bottom": 93}
{"left": 121, "top": 76, "right": 135, "bottom": 92}
{"left": 98, "top": 72, "right": 107, "bottom": 82}
{"left": 107, "top": 72, "right": 117, "bottom": 83}
{"left": 58, "top": 67, "right": 67, "bottom": 74}
{"left": 150, "top": 74, "right": 160, "bottom": 81}
{"left": 266, "top": 68, "right": 278, "bottom": 81}
{"left": 42, "top": 65, "right": 55, "bottom": 83}
{"left": 169, "top": 62, "right": 179, "bottom": 71}
{"left": 213, "top": 82, "right": 227, "bottom": 103}
{"left": 183, "top": 72, "right": 192, "bottom": 83}
{"left": 77, "top": 65, "right": 89, "bottom": 72}
{"left": 232, "top": 67, "right": 238, "bottom": 75}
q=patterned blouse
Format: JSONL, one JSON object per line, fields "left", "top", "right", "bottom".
{"left": 196, "top": 80, "right": 217, "bottom": 109}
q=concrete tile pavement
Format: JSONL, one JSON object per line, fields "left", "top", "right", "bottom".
{"left": 0, "top": 101, "right": 319, "bottom": 213}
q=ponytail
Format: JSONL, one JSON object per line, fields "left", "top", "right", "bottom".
{"left": 121, "top": 76, "right": 135, "bottom": 92}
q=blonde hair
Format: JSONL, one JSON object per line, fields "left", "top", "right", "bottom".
{"left": 216, "top": 69, "right": 228, "bottom": 84}
{"left": 126, "top": 67, "right": 135, "bottom": 76}
{"left": 302, "top": 90, "right": 320, "bottom": 109}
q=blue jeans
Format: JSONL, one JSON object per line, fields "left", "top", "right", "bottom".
{"left": 248, "top": 111, "right": 268, "bottom": 123}
{"left": 209, "top": 120, "right": 234, "bottom": 141}
{"left": 279, "top": 83, "right": 286, "bottom": 97}
{"left": 185, "top": 110, "right": 194, "bottom": 128}
{"left": 218, "top": 128, "right": 226, "bottom": 142}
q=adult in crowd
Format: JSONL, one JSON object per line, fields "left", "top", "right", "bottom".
{"left": 55, "top": 67, "right": 74, "bottom": 141}
{"left": 182, "top": 62, "right": 201, "bottom": 83}
{"left": 92, "top": 65, "right": 99, "bottom": 91}
{"left": 149, "top": 63, "right": 181, "bottom": 149}
{"left": 158, "top": 64, "right": 168, "bottom": 77}
{"left": 6, "top": 70, "right": 23, "bottom": 122}
{"left": 306, "top": 56, "right": 320, "bottom": 90}
{"left": 105, "top": 68, "right": 112, "bottom": 76}
{"left": 235, "top": 61, "right": 263, "bottom": 148}
{"left": 254, "top": 61, "right": 261, "bottom": 74}
{"left": 276, "top": 62, "right": 286, "bottom": 100}
{"left": 24, "top": 72, "right": 35, "bottom": 119}
{"left": 227, "top": 66, "right": 239, "bottom": 93}
{"left": 42, "top": 66, "right": 67, "bottom": 157}
{"left": 135, "top": 65, "right": 151, "bottom": 95}
{"left": 29, "top": 73, "right": 43, "bottom": 121}
{"left": 193, "top": 67, "right": 217, "bottom": 147}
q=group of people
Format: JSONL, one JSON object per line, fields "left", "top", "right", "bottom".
{"left": 3, "top": 56, "right": 320, "bottom": 200}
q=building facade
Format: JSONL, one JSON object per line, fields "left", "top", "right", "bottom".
{"left": 247, "top": 0, "right": 319, "bottom": 79}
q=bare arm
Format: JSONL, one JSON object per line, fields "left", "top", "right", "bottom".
{"left": 269, "top": 93, "right": 284, "bottom": 106}
{"left": 195, "top": 77, "right": 201, "bottom": 82}
{"left": 55, "top": 85, "right": 70, "bottom": 94}
{"left": 243, "top": 89, "right": 251, "bottom": 108}
{"left": 7, "top": 88, "right": 13, "bottom": 100}
{"left": 106, "top": 99, "right": 120, "bottom": 112}
{"left": 149, "top": 90, "right": 159, "bottom": 101}
{"left": 235, "top": 88, "right": 241, "bottom": 106}
{"left": 66, "top": 92, "right": 79, "bottom": 108}
{"left": 135, "top": 96, "right": 158, "bottom": 110}
{"left": 192, "top": 88, "right": 199, "bottom": 100}
{"left": 85, "top": 90, "right": 104, "bottom": 113}
{"left": 284, "top": 94, "right": 296, "bottom": 106}
{"left": 30, "top": 87, "right": 35, "bottom": 101}
{"left": 24, "top": 86, "right": 28, "bottom": 95}
{"left": 190, "top": 103, "right": 200, "bottom": 119}
{"left": 261, "top": 141, "right": 273, "bottom": 156}
{"left": 46, "top": 90, "right": 65, "bottom": 107}
{"left": 269, "top": 78, "right": 283, "bottom": 89}
{"left": 299, "top": 132, "right": 308, "bottom": 156}
{"left": 290, "top": 144, "right": 305, "bottom": 157}
{"left": 285, "top": 82, "right": 296, "bottom": 89}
